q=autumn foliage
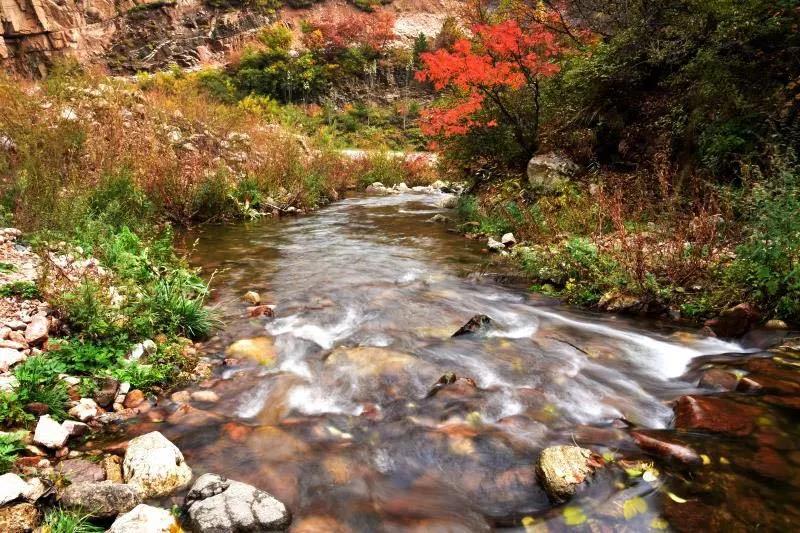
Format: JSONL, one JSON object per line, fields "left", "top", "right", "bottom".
{"left": 303, "top": 9, "right": 396, "bottom": 58}
{"left": 416, "top": 5, "right": 571, "bottom": 164}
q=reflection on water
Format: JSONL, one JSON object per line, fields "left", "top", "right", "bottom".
{"left": 163, "top": 191, "right": 777, "bottom": 531}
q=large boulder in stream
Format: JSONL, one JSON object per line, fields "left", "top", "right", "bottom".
{"left": 536, "top": 445, "right": 603, "bottom": 502}
{"left": 673, "top": 395, "right": 766, "bottom": 436}
{"left": 184, "top": 473, "right": 291, "bottom": 532}
{"left": 122, "top": 431, "right": 192, "bottom": 498}
{"left": 225, "top": 337, "right": 278, "bottom": 367}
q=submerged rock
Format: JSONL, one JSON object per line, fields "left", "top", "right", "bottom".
{"left": 452, "top": 315, "right": 492, "bottom": 337}
{"left": 632, "top": 431, "right": 700, "bottom": 465}
{"left": 108, "top": 504, "right": 177, "bottom": 533}
{"left": 122, "top": 431, "right": 192, "bottom": 498}
{"left": 674, "top": 395, "right": 765, "bottom": 436}
{"left": 184, "top": 473, "right": 291, "bottom": 533}
{"left": 536, "top": 445, "right": 602, "bottom": 502}
{"left": 225, "top": 337, "right": 277, "bottom": 367}
{"left": 61, "top": 481, "right": 141, "bottom": 518}
{"left": 243, "top": 291, "right": 261, "bottom": 305}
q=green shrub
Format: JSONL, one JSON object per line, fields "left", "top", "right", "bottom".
{"left": 0, "top": 281, "right": 40, "bottom": 299}
{"left": 0, "top": 392, "right": 34, "bottom": 428}
{"left": 13, "top": 356, "right": 69, "bottom": 421}
{"left": 724, "top": 159, "right": 800, "bottom": 321}
{"left": 0, "top": 432, "right": 24, "bottom": 474}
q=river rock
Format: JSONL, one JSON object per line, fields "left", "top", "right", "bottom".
{"left": 123, "top": 389, "right": 145, "bottom": 408}
{"left": 191, "top": 390, "right": 220, "bottom": 403}
{"left": 527, "top": 152, "right": 578, "bottom": 192}
{"left": 108, "top": 504, "right": 178, "bottom": 533}
{"left": 57, "top": 458, "right": 105, "bottom": 483}
{"left": 0, "top": 473, "right": 30, "bottom": 505}
{"left": 23, "top": 315, "right": 48, "bottom": 346}
{"left": 501, "top": 233, "right": 517, "bottom": 247}
{"left": 0, "top": 503, "right": 40, "bottom": 533}
{"left": 68, "top": 398, "right": 99, "bottom": 421}
{"left": 243, "top": 291, "right": 261, "bottom": 305}
{"left": 184, "top": 473, "right": 291, "bottom": 533}
{"left": 103, "top": 454, "right": 124, "bottom": 483}
{"left": 536, "top": 445, "right": 602, "bottom": 502}
{"left": 631, "top": 431, "right": 700, "bottom": 464}
{"left": 429, "top": 214, "right": 449, "bottom": 224}
{"left": 122, "top": 431, "right": 192, "bottom": 498}
{"left": 94, "top": 377, "right": 120, "bottom": 408}
{"left": 0, "top": 347, "right": 25, "bottom": 372}
{"left": 33, "top": 415, "right": 69, "bottom": 449}
{"left": 62, "top": 420, "right": 90, "bottom": 437}
{"left": 247, "top": 305, "right": 275, "bottom": 318}
{"left": 225, "top": 337, "right": 277, "bottom": 366}
{"left": 704, "top": 303, "right": 759, "bottom": 338}
{"left": 61, "top": 481, "right": 141, "bottom": 518}
{"left": 674, "top": 395, "right": 765, "bottom": 436}
{"left": 698, "top": 368, "right": 739, "bottom": 391}
{"left": 486, "top": 237, "right": 505, "bottom": 252}
{"left": 452, "top": 315, "right": 492, "bottom": 337}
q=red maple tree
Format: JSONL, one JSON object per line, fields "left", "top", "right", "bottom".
{"left": 304, "top": 10, "right": 396, "bottom": 59}
{"left": 416, "top": 10, "right": 569, "bottom": 158}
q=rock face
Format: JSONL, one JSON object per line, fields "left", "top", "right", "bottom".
{"left": 0, "top": 0, "right": 272, "bottom": 75}
{"left": 122, "top": 431, "right": 192, "bottom": 498}
{"left": 184, "top": 473, "right": 291, "bottom": 533}
{"left": 61, "top": 481, "right": 141, "bottom": 518}
{"left": 536, "top": 445, "right": 602, "bottom": 502}
{"left": 108, "top": 504, "right": 177, "bottom": 533}
{"left": 527, "top": 152, "right": 579, "bottom": 192}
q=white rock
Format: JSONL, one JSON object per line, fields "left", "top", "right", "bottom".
{"left": 62, "top": 420, "right": 90, "bottom": 437}
{"left": 123, "top": 432, "right": 192, "bottom": 498}
{"left": 0, "top": 374, "right": 19, "bottom": 391}
{"left": 34, "top": 415, "right": 70, "bottom": 449}
{"left": 0, "top": 473, "right": 29, "bottom": 505}
{"left": 108, "top": 504, "right": 177, "bottom": 533}
{"left": 128, "top": 343, "right": 145, "bottom": 361}
{"left": 141, "top": 340, "right": 157, "bottom": 356}
{"left": 395, "top": 182, "right": 409, "bottom": 192}
{"left": 68, "top": 398, "right": 99, "bottom": 422}
{"left": 119, "top": 382, "right": 131, "bottom": 394}
{"left": 190, "top": 390, "right": 219, "bottom": 403}
{"left": 501, "top": 232, "right": 517, "bottom": 247}
{"left": 487, "top": 237, "right": 506, "bottom": 252}
{"left": 23, "top": 477, "right": 47, "bottom": 502}
{"left": 0, "top": 348, "right": 25, "bottom": 372}
{"left": 60, "top": 375, "right": 81, "bottom": 386}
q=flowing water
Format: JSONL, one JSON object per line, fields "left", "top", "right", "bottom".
{"left": 150, "top": 191, "right": 800, "bottom": 531}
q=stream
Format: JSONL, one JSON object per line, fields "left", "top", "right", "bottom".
{"left": 142, "top": 190, "right": 800, "bottom": 531}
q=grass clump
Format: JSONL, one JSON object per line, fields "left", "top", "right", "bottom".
{"left": 0, "top": 281, "right": 40, "bottom": 299}
{"left": 42, "top": 507, "right": 105, "bottom": 533}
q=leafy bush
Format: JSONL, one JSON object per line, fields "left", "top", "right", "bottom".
{"left": 13, "top": 356, "right": 70, "bottom": 420}
{"left": 0, "top": 392, "right": 34, "bottom": 428}
{"left": 724, "top": 159, "right": 800, "bottom": 321}
{"left": 0, "top": 281, "right": 40, "bottom": 299}
{"left": 0, "top": 432, "right": 24, "bottom": 474}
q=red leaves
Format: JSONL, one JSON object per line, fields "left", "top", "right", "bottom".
{"left": 416, "top": 17, "right": 565, "bottom": 139}
{"left": 304, "top": 9, "right": 396, "bottom": 57}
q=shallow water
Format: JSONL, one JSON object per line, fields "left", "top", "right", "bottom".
{"left": 158, "top": 191, "right": 795, "bottom": 531}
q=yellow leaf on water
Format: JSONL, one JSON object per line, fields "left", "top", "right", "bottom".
{"left": 562, "top": 506, "right": 587, "bottom": 526}
{"left": 720, "top": 456, "right": 730, "bottom": 465}
{"left": 700, "top": 454, "right": 711, "bottom": 465}
{"left": 667, "top": 492, "right": 688, "bottom": 504}
{"left": 623, "top": 496, "right": 648, "bottom": 519}
{"left": 602, "top": 451, "right": 616, "bottom": 463}
{"left": 650, "top": 517, "right": 669, "bottom": 530}
{"left": 521, "top": 516, "right": 536, "bottom": 526}
{"left": 625, "top": 467, "right": 644, "bottom": 477}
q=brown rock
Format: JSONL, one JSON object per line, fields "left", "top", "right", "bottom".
{"left": 698, "top": 368, "right": 738, "bottom": 391}
{"left": 102, "top": 455, "right": 123, "bottom": 483}
{"left": 632, "top": 431, "right": 700, "bottom": 464}
{"left": 8, "top": 331, "right": 25, "bottom": 344}
{"left": 536, "top": 445, "right": 603, "bottom": 502}
{"left": 24, "top": 402, "right": 49, "bottom": 416}
{"left": 704, "top": 303, "right": 759, "bottom": 338}
{"left": 0, "top": 503, "right": 41, "bottom": 533}
{"left": 674, "top": 395, "right": 765, "bottom": 436}
{"left": 123, "top": 390, "right": 145, "bottom": 409}
{"left": 247, "top": 305, "right": 274, "bottom": 318}
{"left": 94, "top": 377, "right": 119, "bottom": 408}
{"left": 56, "top": 458, "right": 105, "bottom": 483}
{"left": 737, "top": 375, "right": 800, "bottom": 396}
{"left": 23, "top": 315, "right": 48, "bottom": 346}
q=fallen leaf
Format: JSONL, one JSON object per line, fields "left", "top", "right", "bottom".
{"left": 562, "top": 506, "right": 587, "bottom": 526}
{"left": 667, "top": 492, "right": 687, "bottom": 504}
{"left": 623, "top": 496, "right": 648, "bottom": 519}
{"left": 650, "top": 517, "right": 669, "bottom": 530}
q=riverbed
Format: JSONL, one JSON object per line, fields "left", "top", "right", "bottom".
{"left": 148, "top": 190, "right": 800, "bottom": 531}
